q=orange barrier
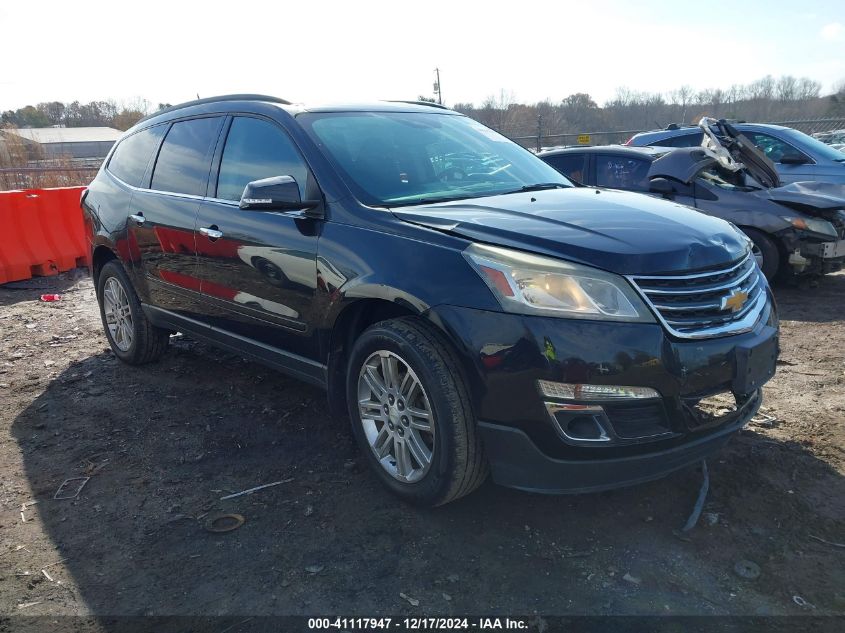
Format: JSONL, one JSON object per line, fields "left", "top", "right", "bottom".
{"left": 0, "top": 186, "right": 89, "bottom": 285}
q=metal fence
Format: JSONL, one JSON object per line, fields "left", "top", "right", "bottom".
{"left": 510, "top": 117, "right": 845, "bottom": 151}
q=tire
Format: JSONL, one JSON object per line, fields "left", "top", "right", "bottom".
{"left": 96, "top": 260, "right": 170, "bottom": 364}
{"left": 346, "top": 317, "right": 488, "bottom": 506}
{"left": 742, "top": 227, "right": 780, "bottom": 281}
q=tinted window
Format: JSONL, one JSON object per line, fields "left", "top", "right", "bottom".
{"left": 107, "top": 126, "right": 165, "bottom": 187}
{"left": 542, "top": 153, "right": 586, "bottom": 183}
{"left": 595, "top": 155, "right": 651, "bottom": 190}
{"left": 216, "top": 117, "right": 309, "bottom": 202}
{"left": 739, "top": 131, "right": 807, "bottom": 163}
{"left": 151, "top": 117, "right": 222, "bottom": 196}
{"left": 652, "top": 132, "right": 702, "bottom": 147}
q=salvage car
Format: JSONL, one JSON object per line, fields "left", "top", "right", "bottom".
{"left": 83, "top": 95, "right": 779, "bottom": 506}
{"left": 627, "top": 121, "right": 845, "bottom": 185}
{"left": 540, "top": 142, "right": 845, "bottom": 280}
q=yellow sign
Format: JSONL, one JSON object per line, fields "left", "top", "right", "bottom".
{"left": 577, "top": 134, "right": 591, "bottom": 145}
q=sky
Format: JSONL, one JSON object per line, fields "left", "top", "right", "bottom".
{"left": 1, "top": 0, "right": 844, "bottom": 112}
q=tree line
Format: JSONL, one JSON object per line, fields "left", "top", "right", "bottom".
{"left": 449, "top": 75, "right": 845, "bottom": 142}
{"left": 1, "top": 99, "right": 172, "bottom": 131}
{"left": 4, "top": 73, "right": 845, "bottom": 140}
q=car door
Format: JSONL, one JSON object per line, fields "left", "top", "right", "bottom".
{"left": 193, "top": 115, "right": 322, "bottom": 360}
{"left": 739, "top": 130, "right": 814, "bottom": 183}
{"left": 127, "top": 116, "right": 224, "bottom": 317}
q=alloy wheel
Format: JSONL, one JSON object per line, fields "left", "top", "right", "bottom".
{"left": 751, "top": 243, "right": 764, "bottom": 269}
{"left": 357, "top": 350, "right": 435, "bottom": 483}
{"left": 103, "top": 277, "right": 133, "bottom": 352}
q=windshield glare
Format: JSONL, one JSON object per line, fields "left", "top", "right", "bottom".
{"left": 301, "top": 111, "right": 571, "bottom": 206}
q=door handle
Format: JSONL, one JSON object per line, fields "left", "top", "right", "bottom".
{"left": 199, "top": 226, "right": 224, "bottom": 240}
{"left": 129, "top": 213, "right": 145, "bottom": 225}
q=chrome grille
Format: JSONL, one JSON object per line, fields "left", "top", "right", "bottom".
{"left": 629, "top": 252, "right": 767, "bottom": 339}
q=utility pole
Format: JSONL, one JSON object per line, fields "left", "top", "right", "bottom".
{"left": 434, "top": 68, "right": 442, "bottom": 105}
{"left": 536, "top": 114, "right": 542, "bottom": 152}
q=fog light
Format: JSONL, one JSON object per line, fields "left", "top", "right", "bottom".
{"left": 537, "top": 380, "right": 660, "bottom": 400}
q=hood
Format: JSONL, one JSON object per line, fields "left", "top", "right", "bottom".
{"left": 763, "top": 181, "right": 845, "bottom": 212}
{"left": 391, "top": 188, "right": 749, "bottom": 275}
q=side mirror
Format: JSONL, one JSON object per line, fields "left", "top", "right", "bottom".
{"left": 239, "top": 175, "right": 320, "bottom": 211}
{"left": 779, "top": 152, "right": 809, "bottom": 165}
{"left": 649, "top": 177, "right": 675, "bottom": 196}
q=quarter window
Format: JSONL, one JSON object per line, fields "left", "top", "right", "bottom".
{"left": 151, "top": 117, "right": 222, "bottom": 196}
{"left": 216, "top": 117, "right": 309, "bottom": 202}
{"left": 107, "top": 126, "right": 166, "bottom": 187}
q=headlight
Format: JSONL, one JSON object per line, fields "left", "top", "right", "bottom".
{"left": 463, "top": 243, "right": 655, "bottom": 322}
{"left": 783, "top": 216, "right": 838, "bottom": 239}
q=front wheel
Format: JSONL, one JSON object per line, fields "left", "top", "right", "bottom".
{"left": 742, "top": 227, "right": 780, "bottom": 281}
{"left": 346, "top": 317, "right": 488, "bottom": 506}
{"left": 97, "top": 260, "right": 170, "bottom": 364}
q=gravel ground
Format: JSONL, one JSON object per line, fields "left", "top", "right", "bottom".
{"left": 0, "top": 270, "right": 842, "bottom": 619}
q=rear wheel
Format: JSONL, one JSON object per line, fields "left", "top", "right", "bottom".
{"left": 742, "top": 228, "right": 780, "bottom": 280}
{"left": 346, "top": 317, "right": 488, "bottom": 506}
{"left": 97, "top": 260, "right": 170, "bottom": 364}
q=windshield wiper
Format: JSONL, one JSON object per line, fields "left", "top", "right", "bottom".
{"left": 390, "top": 194, "right": 481, "bottom": 207}
{"left": 506, "top": 183, "right": 570, "bottom": 193}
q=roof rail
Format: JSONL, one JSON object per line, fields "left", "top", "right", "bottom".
{"left": 137, "top": 94, "right": 292, "bottom": 125}
{"left": 387, "top": 100, "right": 450, "bottom": 110}
{"left": 665, "top": 122, "right": 696, "bottom": 131}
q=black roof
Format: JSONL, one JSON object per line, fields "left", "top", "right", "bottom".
{"left": 137, "top": 94, "right": 455, "bottom": 126}
{"left": 137, "top": 94, "right": 291, "bottom": 124}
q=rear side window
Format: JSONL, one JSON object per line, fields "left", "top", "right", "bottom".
{"left": 542, "top": 153, "right": 587, "bottom": 183}
{"left": 595, "top": 155, "right": 652, "bottom": 191}
{"left": 151, "top": 117, "right": 222, "bottom": 196}
{"left": 216, "top": 117, "right": 309, "bottom": 202}
{"left": 652, "top": 132, "right": 702, "bottom": 147}
{"left": 107, "top": 126, "right": 165, "bottom": 187}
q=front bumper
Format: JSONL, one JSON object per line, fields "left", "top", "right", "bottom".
{"left": 429, "top": 295, "right": 778, "bottom": 493}
{"left": 801, "top": 238, "right": 845, "bottom": 260}
{"left": 479, "top": 390, "right": 760, "bottom": 493}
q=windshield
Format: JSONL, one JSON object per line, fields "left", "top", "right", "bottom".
{"left": 697, "top": 164, "right": 759, "bottom": 191}
{"left": 299, "top": 111, "right": 572, "bottom": 207}
{"left": 778, "top": 128, "right": 845, "bottom": 162}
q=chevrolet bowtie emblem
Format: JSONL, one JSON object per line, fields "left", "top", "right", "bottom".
{"left": 721, "top": 288, "right": 749, "bottom": 313}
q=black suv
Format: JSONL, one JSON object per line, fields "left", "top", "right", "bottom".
{"left": 83, "top": 95, "right": 779, "bottom": 506}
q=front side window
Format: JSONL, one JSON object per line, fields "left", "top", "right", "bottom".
{"left": 107, "top": 125, "right": 166, "bottom": 187}
{"left": 300, "top": 111, "right": 570, "bottom": 207}
{"left": 151, "top": 117, "right": 222, "bottom": 196}
{"left": 777, "top": 128, "right": 845, "bottom": 162}
{"left": 216, "top": 117, "right": 308, "bottom": 202}
{"left": 595, "top": 155, "right": 651, "bottom": 190}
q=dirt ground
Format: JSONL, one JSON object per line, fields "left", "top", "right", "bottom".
{"left": 0, "top": 270, "right": 842, "bottom": 619}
